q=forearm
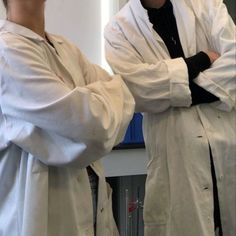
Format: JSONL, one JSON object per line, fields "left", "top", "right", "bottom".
{"left": 184, "top": 51, "right": 220, "bottom": 105}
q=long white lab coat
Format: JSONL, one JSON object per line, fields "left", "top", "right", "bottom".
{"left": 0, "top": 20, "right": 135, "bottom": 236}
{"left": 104, "top": 0, "right": 236, "bottom": 235}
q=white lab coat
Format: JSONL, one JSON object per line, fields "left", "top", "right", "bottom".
{"left": 0, "top": 20, "right": 135, "bottom": 236}
{"left": 105, "top": 0, "right": 236, "bottom": 235}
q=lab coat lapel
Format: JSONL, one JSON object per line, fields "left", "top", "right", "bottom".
{"left": 130, "top": 0, "right": 170, "bottom": 60}
{"left": 171, "top": 0, "right": 197, "bottom": 57}
{"left": 45, "top": 36, "right": 78, "bottom": 88}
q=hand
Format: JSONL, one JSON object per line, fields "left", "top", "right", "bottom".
{"left": 205, "top": 50, "right": 220, "bottom": 64}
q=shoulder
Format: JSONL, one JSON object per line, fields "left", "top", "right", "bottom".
{"left": 49, "top": 34, "right": 88, "bottom": 67}
{"left": 181, "top": 0, "right": 224, "bottom": 13}
{"left": 106, "top": 2, "right": 132, "bottom": 28}
{"left": 105, "top": 2, "right": 137, "bottom": 39}
{"left": 0, "top": 31, "right": 36, "bottom": 50}
{"left": 49, "top": 33, "right": 85, "bottom": 58}
{"left": 0, "top": 20, "right": 45, "bottom": 52}
{"left": 0, "top": 31, "right": 45, "bottom": 66}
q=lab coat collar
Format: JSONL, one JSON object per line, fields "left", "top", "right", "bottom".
{"left": 129, "top": 0, "right": 177, "bottom": 33}
{"left": 129, "top": 0, "right": 153, "bottom": 31}
{"left": 0, "top": 20, "right": 63, "bottom": 44}
{"left": 128, "top": 0, "right": 196, "bottom": 57}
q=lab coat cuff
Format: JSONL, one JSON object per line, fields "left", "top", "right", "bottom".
{"left": 166, "top": 58, "right": 192, "bottom": 107}
{"left": 195, "top": 73, "right": 235, "bottom": 112}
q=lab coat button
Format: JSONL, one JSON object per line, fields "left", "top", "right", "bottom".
{"left": 203, "top": 185, "right": 209, "bottom": 191}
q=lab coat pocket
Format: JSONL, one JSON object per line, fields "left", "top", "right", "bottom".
{"left": 144, "top": 158, "right": 170, "bottom": 226}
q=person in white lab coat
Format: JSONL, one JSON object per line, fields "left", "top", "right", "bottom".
{"left": 104, "top": 0, "right": 236, "bottom": 235}
{"left": 0, "top": 0, "right": 135, "bottom": 235}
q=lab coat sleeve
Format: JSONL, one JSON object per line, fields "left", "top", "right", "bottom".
{"left": 193, "top": 0, "right": 236, "bottom": 111}
{"left": 0, "top": 35, "right": 134, "bottom": 167}
{"left": 104, "top": 22, "right": 192, "bottom": 113}
{"left": 74, "top": 46, "right": 135, "bottom": 146}
{"left": 75, "top": 47, "right": 113, "bottom": 84}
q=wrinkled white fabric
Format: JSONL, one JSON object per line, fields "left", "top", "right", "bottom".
{"left": 0, "top": 20, "right": 135, "bottom": 236}
{"left": 105, "top": 0, "right": 236, "bottom": 235}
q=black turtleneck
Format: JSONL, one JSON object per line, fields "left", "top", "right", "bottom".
{"left": 147, "top": 0, "right": 219, "bottom": 105}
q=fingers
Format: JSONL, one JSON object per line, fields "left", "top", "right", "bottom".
{"left": 205, "top": 50, "right": 220, "bottom": 64}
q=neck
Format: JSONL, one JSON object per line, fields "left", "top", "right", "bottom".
{"left": 7, "top": 1, "right": 45, "bottom": 38}
{"left": 141, "top": 0, "right": 167, "bottom": 9}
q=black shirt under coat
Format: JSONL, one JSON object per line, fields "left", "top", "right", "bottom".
{"left": 147, "top": 0, "right": 219, "bottom": 105}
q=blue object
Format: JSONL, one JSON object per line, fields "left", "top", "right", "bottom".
{"left": 117, "top": 113, "right": 144, "bottom": 148}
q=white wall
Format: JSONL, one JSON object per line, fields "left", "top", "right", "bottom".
{"left": 0, "top": 0, "right": 124, "bottom": 66}
{"left": 0, "top": 2, "right": 6, "bottom": 19}
{"left": 45, "top": 0, "right": 102, "bottom": 65}
{"left": 0, "top": 0, "right": 109, "bottom": 65}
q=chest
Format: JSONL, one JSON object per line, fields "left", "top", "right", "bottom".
{"left": 41, "top": 44, "right": 85, "bottom": 89}
{"left": 126, "top": 4, "right": 212, "bottom": 63}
